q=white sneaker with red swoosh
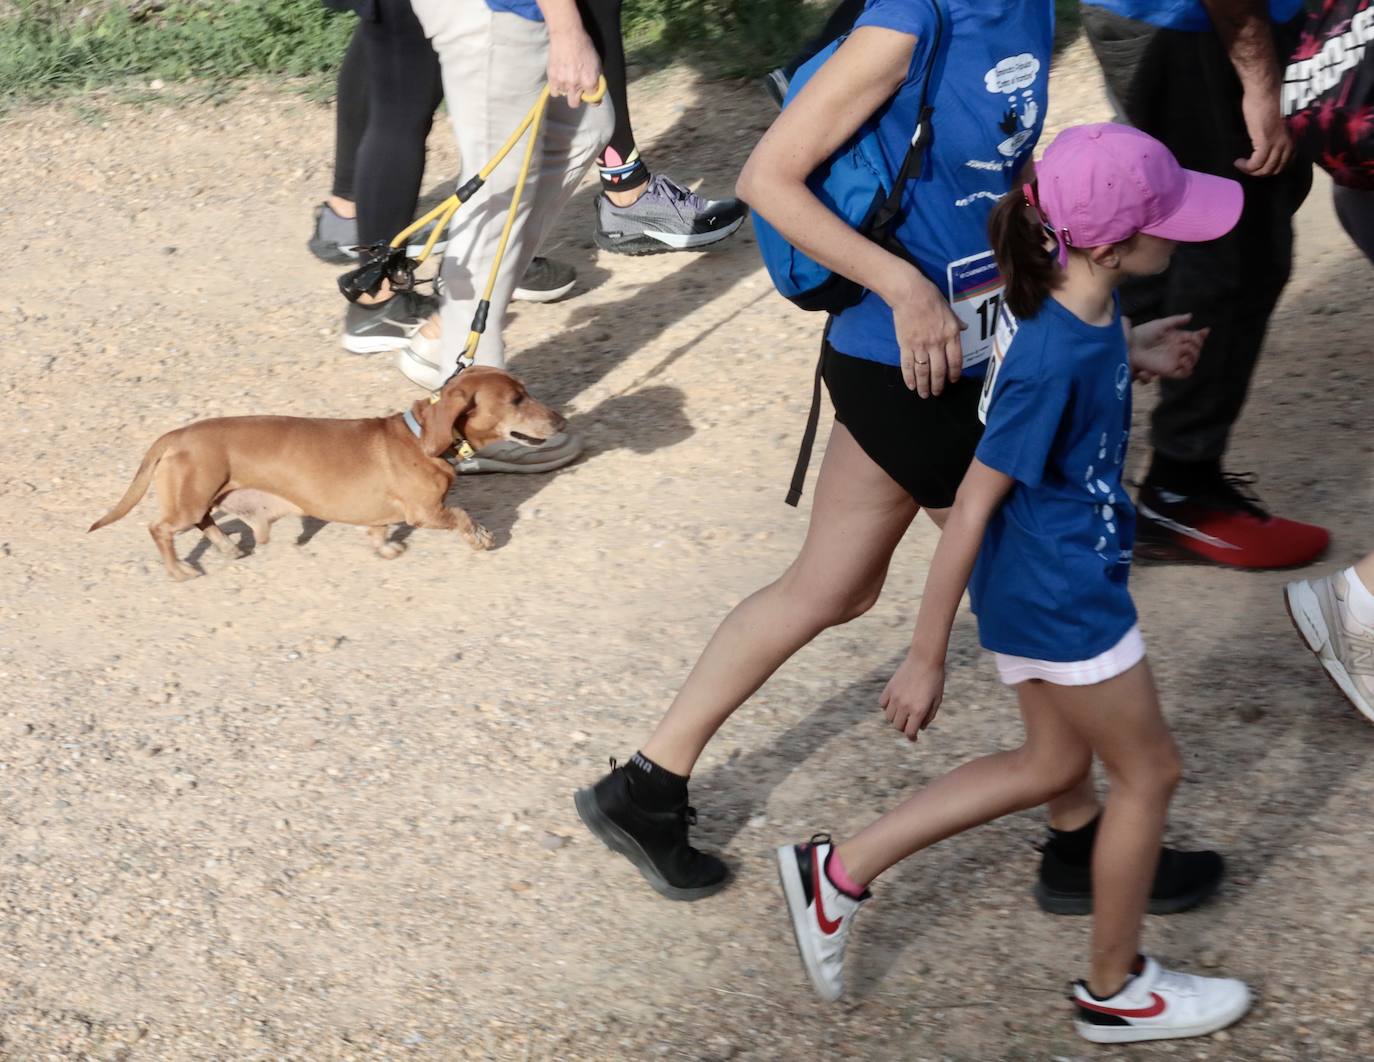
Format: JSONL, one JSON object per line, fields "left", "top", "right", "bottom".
{"left": 1073, "top": 955, "right": 1252, "bottom": 1043}
{"left": 777, "top": 835, "right": 870, "bottom": 1002}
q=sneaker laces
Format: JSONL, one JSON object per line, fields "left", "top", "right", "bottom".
{"left": 1210, "top": 472, "right": 1270, "bottom": 520}
{"left": 650, "top": 173, "right": 709, "bottom": 213}
{"left": 391, "top": 287, "right": 438, "bottom": 323}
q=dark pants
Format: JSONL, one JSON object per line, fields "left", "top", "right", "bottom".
{"left": 330, "top": 0, "right": 444, "bottom": 246}
{"left": 1334, "top": 184, "right": 1374, "bottom": 264}
{"left": 576, "top": 0, "right": 649, "bottom": 192}
{"left": 1082, "top": 7, "right": 1313, "bottom": 464}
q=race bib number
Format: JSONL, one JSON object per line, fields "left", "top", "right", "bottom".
{"left": 978, "top": 300, "right": 1020, "bottom": 425}
{"left": 946, "top": 252, "right": 1005, "bottom": 372}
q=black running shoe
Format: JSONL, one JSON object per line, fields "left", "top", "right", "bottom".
{"left": 574, "top": 759, "right": 730, "bottom": 901}
{"left": 1034, "top": 841, "right": 1224, "bottom": 916}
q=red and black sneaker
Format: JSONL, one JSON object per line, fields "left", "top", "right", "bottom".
{"left": 1135, "top": 472, "right": 1329, "bottom": 570}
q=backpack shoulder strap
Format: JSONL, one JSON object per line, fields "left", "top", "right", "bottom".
{"left": 870, "top": 0, "right": 946, "bottom": 232}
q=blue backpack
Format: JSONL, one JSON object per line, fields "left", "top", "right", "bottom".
{"left": 752, "top": 0, "right": 945, "bottom": 314}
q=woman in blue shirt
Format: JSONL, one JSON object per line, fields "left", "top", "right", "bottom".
{"left": 776, "top": 123, "right": 1252, "bottom": 1044}
{"left": 576, "top": 0, "right": 1214, "bottom": 915}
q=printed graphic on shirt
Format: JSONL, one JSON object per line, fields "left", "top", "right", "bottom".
{"left": 987, "top": 53, "right": 1042, "bottom": 158}
{"left": 1082, "top": 375, "right": 1132, "bottom": 565}
{"left": 960, "top": 53, "right": 1044, "bottom": 179}
{"left": 1281, "top": 6, "right": 1372, "bottom": 116}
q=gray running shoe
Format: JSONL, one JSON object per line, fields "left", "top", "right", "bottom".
{"left": 1285, "top": 571, "right": 1374, "bottom": 724}
{"left": 309, "top": 202, "right": 359, "bottom": 264}
{"left": 452, "top": 433, "right": 584, "bottom": 474}
{"left": 595, "top": 173, "right": 748, "bottom": 256}
{"left": 342, "top": 290, "right": 439, "bottom": 355}
{"left": 513, "top": 256, "right": 577, "bottom": 302}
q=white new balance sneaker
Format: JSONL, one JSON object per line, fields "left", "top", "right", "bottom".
{"left": 776, "top": 836, "right": 870, "bottom": 1002}
{"left": 1073, "top": 956, "right": 1251, "bottom": 1044}
{"left": 1286, "top": 571, "right": 1374, "bottom": 725}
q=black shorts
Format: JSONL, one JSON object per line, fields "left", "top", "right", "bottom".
{"left": 822, "top": 341, "right": 985, "bottom": 510}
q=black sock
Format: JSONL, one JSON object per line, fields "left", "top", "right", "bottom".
{"left": 1046, "top": 814, "right": 1100, "bottom": 867}
{"left": 1144, "top": 453, "right": 1220, "bottom": 493}
{"left": 624, "top": 751, "right": 688, "bottom": 812}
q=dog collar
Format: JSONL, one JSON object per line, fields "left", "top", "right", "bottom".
{"left": 403, "top": 407, "right": 476, "bottom": 459}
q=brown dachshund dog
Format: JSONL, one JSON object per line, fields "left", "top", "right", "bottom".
{"left": 89, "top": 367, "right": 566, "bottom": 580}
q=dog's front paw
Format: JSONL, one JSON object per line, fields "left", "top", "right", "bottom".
{"left": 467, "top": 523, "right": 495, "bottom": 551}
{"left": 170, "top": 562, "right": 200, "bottom": 582}
{"left": 376, "top": 541, "right": 407, "bottom": 560}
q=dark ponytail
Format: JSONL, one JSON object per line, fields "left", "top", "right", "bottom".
{"left": 988, "top": 185, "right": 1057, "bottom": 320}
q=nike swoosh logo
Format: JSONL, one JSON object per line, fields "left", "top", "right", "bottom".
{"left": 813, "top": 851, "right": 842, "bottom": 935}
{"left": 1079, "top": 991, "right": 1167, "bottom": 1019}
{"left": 1138, "top": 504, "right": 1240, "bottom": 551}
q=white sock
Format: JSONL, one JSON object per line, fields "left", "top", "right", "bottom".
{"left": 1342, "top": 567, "right": 1374, "bottom": 627}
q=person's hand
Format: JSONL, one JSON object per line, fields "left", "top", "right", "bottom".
{"left": 1129, "top": 313, "right": 1208, "bottom": 383}
{"left": 880, "top": 651, "right": 945, "bottom": 741}
{"left": 1235, "top": 86, "right": 1294, "bottom": 176}
{"left": 889, "top": 269, "right": 966, "bottom": 398}
{"left": 546, "top": 25, "right": 602, "bottom": 108}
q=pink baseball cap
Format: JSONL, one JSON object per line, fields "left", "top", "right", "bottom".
{"left": 1029, "top": 123, "right": 1243, "bottom": 266}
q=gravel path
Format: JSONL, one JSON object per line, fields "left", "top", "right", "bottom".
{"left": 1, "top": 45, "right": 1371, "bottom": 1060}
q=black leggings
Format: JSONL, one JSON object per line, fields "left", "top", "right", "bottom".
{"left": 577, "top": 0, "right": 648, "bottom": 191}
{"left": 329, "top": 0, "right": 443, "bottom": 246}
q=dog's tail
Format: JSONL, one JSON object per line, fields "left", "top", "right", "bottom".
{"left": 88, "top": 434, "right": 173, "bottom": 532}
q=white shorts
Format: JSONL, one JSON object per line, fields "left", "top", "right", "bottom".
{"left": 994, "top": 624, "right": 1145, "bottom": 687}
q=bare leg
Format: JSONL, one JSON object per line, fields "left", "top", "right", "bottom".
{"left": 832, "top": 660, "right": 1177, "bottom": 996}
{"left": 368, "top": 524, "right": 407, "bottom": 559}
{"left": 1047, "top": 775, "right": 1102, "bottom": 831}
{"left": 1052, "top": 662, "right": 1180, "bottom": 995}
{"left": 640, "top": 423, "right": 919, "bottom": 776}
{"left": 197, "top": 514, "right": 245, "bottom": 559}
{"left": 833, "top": 686, "right": 1093, "bottom": 883}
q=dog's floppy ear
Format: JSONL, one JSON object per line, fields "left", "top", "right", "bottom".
{"left": 415, "top": 378, "right": 473, "bottom": 458}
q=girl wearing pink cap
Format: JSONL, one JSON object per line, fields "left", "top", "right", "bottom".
{"left": 775, "top": 123, "right": 1253, "bottom": 1045}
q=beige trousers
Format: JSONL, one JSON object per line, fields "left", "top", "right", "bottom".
{"left": 409, "top": 0, "right": 614, "bottom": 375}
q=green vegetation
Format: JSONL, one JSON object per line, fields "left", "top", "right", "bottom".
{"left": 0, "top": 0, "right": 821, "bottom": 108}
{"left": 0, "top": 0, "right": 1081, "bottom": 109}
{"left": 1, "top": 0, "right": 354, "bottom": 105}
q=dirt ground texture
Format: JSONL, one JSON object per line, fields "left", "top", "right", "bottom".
{"left": 1, "top": 38, "right": 1373, "bottom": 1062}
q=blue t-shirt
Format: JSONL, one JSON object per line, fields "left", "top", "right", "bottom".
{"left": 487, "top": 0, "right": 543, "bottom": 21}
{"left": 1084, "top": 0, "right": 1303, "bottom": 32}
{"left": 827, "top": 0, "right": 1054, "bottom": 372}
{"left": 968, "top": 296, "right": 1138, "bottom": 661}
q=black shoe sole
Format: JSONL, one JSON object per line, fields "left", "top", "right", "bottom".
{"left": 573, "top": 787, "right": 729, "bottom": 902}
{"left": 1032, "top": 878, "right": 1220, "bottom": 916}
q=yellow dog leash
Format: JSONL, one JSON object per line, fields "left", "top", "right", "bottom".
{"left": 380, "top": 78, "right": 608, "bottom": 395}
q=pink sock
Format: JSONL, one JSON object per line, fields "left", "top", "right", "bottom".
{"left": 824, "top": 849, "right": 867, "bottom": 898}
